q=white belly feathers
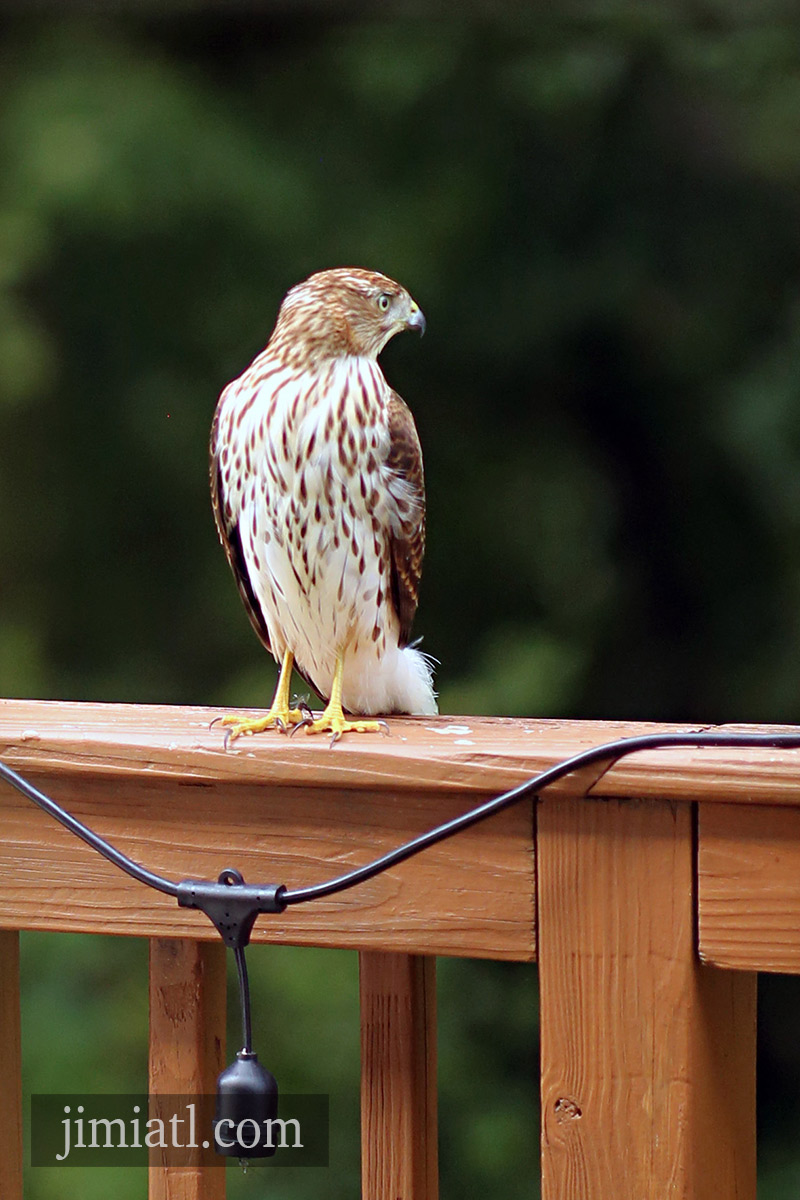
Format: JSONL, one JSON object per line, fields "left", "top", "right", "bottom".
{"left": 216, "top": 356, "right": 436, "bottom": 715}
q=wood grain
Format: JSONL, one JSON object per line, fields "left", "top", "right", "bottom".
{"left": 699, "top": 802, "right": 800, "bottom": 972}
{"left": 360, "top": 952, "right": 437, "bottom": 1200}
{"left": 4, "top": 699, "right": 799, "bottom": 961}
{"left": 2, "top": 700, "right": 784, "bottom": 1199}
{"left": 2, "top": 698, "right": 800, "bottom": 805}
{"left": 538, "top": 797, "right": 756, "bottom": 1200}
{"left": 0, "top": 930, "right": 22, "bottom": 1200}
{"left": 148, "top": 938, "right": 227, "bottom": 1200}
{"left": 0, "top": 772, "right": 534, "bottom": 960}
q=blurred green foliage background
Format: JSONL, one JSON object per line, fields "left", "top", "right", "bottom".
{"left": 4, "top": 3, "right": 800, "bottom": 1196}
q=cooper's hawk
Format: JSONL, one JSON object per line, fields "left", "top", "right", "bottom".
{"left": 210, "top": 267, "right": 437, "bottom": 743}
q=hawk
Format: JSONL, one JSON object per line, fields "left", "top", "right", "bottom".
{"left": 210, "top": 267, "right": 437, "bottom": 743}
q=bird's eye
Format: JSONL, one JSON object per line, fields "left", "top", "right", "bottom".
{"left": 377, "top": 294, "right": 391, "bottom": 312}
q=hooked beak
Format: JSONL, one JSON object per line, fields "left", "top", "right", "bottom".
{"left": 406, "top": 304, "right": 426, "bottom": 337}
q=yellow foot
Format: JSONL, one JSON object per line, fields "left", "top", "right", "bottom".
{"left": 297, "top": 709, "right": 389, "bottom": 746}
{"left": 216, "top": 705, "right": 307, "bottom": 747}
{"left": 291, "top": 650, "right": 389, "bottom": 744}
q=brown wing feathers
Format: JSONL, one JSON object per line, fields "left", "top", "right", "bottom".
{"left": 209, "top": 415, "right": 272, "bottom": 654}
{"left": 384, "top": 389, "right": 426, "bottom": 647}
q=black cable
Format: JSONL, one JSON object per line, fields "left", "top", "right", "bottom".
{"left": 0, "top": 758, "right": 179, "bottom": 898}
{"left": 234, "top": 946, "right": 253, "bottom": 1053}
{"left": 281, "top": 729, "right": 800, "bottom": 904}
{"left": 3, "top": 729, "right": 800, "bottom": 913}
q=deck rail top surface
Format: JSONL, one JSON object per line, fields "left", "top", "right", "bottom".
{"left": 1, "top": 698, "right": 800, "bottom": 806}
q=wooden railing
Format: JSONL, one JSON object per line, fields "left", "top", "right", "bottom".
{"left": 2, "top": 699, "right": 800, "bottom": 1198}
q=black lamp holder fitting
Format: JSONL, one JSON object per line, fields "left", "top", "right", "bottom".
{"left": 177, "top": 870, "right": 287, "bottom": 948}
{"left": 176, "top": 867, "right": 284, "bottom": 1156}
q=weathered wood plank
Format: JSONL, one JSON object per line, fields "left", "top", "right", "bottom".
{"left": 148, "top": 938, "right": 227, "bottom": 1200}
{"left": 4, "top": 699, "right": 800, "bottom": 960}
{"left": 0, "top": 773, "right": 534, "bottom": 959}
{"left": 2, "top": 698, "right": 800, "bottom": 805}
{"left": 538, "top": 797, "right": 756, "bottom": 1200}
{"left": 359, "top": 952, "right": 437, "bottom": 1200}
{"left": 0, "top": 929, "right": 23, "bottom": 1200}
{"left": 699, "top": 801, "right": 800, "bottom": 972}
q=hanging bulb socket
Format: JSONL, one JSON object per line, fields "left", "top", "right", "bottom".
{"left": 213, "top": 1050, "right": 279, "bottom": 1158}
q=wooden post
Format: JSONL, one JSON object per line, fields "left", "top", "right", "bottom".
{"left": 148, "top": 938, "right": 227, "bottom": 1200}
{"left": 360, "top": 951, "right": 437, "bottom": 1200}
{"left": 537, "top": 797, "right": 756, "bottom": 1200}
{"left": 0, "top": 930, "right": 23, "bottom": 1200}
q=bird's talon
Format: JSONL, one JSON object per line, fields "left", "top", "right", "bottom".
{"left": 288, "top": 715, "right": 314, "bottom": 737}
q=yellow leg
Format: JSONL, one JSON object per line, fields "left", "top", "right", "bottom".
{"left": 218, "top": 649, "right": 305, "bottom": 745}
{"left": 302, "top": 651, "right": 387, "bottom": 744}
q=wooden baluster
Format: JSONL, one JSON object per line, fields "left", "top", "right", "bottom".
{"left": 537, "top": 796, "right": 756, "bottom": 1200}
{"left": 0, "top": 929, "right": 23, "bottom": 1200}
{"left": 360, "top": 951, "right": 438, "bottom": 1200}
{"left": 148, "top": 938, "right": 227, "bottom": 1200}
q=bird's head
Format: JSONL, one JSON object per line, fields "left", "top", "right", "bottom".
{"left": 269, "top": 268, "right": 426, "bottom": 369}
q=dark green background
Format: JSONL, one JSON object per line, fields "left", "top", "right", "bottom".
{"left": 4, "top": 5, "right": 800, "bottom": 1196}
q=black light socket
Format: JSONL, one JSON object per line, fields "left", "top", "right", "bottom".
{"left": 213, "top": 1050, "right": 279, "bottom": 1158}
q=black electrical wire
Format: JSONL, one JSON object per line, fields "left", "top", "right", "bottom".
{"left": 281, "top": 729, "right": 800, "bottom": 904}
{"left": 3, "top": 729, "right": 800, "bottom": 912}
{"left": 0, "top": 758, "right": 179, "bottom": 897}
{"left": 234, "top": 945, "right": 253, "bottom": 1053}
